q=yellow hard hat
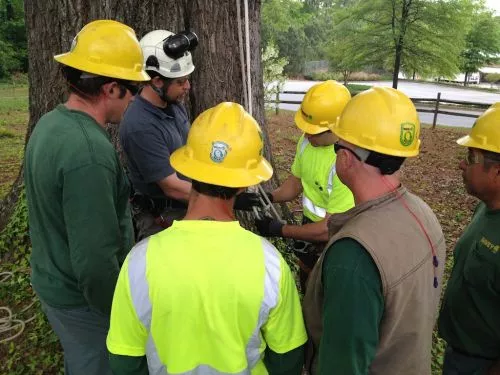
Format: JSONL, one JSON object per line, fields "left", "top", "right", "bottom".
{"left": 330, "top": 86, "right": 420, "bottom": 157}
{"left": 456, "top": 102, "right": 500, "bottom": 153}
{"left": 294, "top": 80, "right": 351, "bottom": 135}
{"left": 54, "top": 20, "right": 150, "bottom": 82}
{"left": 170, "top": 102, "right": 273, "bottom": 187}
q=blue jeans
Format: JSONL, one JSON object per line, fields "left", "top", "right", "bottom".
{"left": 40, "top": 300, "right": 112, "bottom": 375}
{"left": 442, "top": 346, "right": 494, "bottom": 375}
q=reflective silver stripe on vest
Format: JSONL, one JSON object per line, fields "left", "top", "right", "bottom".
{"left": 298, "top": 136, "right": 337, "bottom": 218}
{"left": 127, "top": 238, "right": 166, "bottom": 375}
{"left": 299, "top": 137, "right": 309, "bottom": 155}
{"left": 246, "top": 238, "right": 281, "bottom": 368}
{"left": 127, "top": 236, "right": 282, "bottom": 374}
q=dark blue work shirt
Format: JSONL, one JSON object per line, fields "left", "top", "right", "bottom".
{"left": 120, "top": 94, "right": 190, "bottom": 198}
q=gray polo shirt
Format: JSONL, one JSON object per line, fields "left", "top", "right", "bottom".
{"left": 120, "top": 94, "right": 190, "bottom": 198}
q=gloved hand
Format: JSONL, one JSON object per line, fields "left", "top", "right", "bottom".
{"left": 254, "top": 216, "right": 284, "bottom": 237}
{"left": 234, "top": 192, "right": 262, "bottom": 211}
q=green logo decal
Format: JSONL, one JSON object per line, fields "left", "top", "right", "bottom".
{"left": 400, "top": 122, "right": 415, "bottom": 147}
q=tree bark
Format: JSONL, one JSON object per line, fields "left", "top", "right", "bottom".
{"left": 0, "top": 0, "right": 282, "bottom": 232}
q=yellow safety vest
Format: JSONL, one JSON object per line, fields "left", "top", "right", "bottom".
{"left": 291, "top": 135, "right": 354, "bottom": 222}
{"left": 107, "top": 220, "right": 307, "bottom": 374}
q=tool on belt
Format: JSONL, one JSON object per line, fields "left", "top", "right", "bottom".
{"left": 130, "top": 193, "right": 187, "bottom": 229}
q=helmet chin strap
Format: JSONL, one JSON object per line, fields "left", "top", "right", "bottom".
{"left": 150, "top": 82, "right": 169, "bottom": 103}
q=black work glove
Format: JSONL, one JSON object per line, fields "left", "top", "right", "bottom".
{"left": 234, "top": 192, "right": 262, "bottom": 211}
{"left": 254, "top": 216, "right": 284, "bottom": 237}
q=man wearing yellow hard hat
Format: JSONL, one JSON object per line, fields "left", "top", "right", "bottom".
{"left": 302, "top": 87, "right": 446, "bottom": 374}
{"left": 253, "top": 80, "right": 354, "bottom": 290}
{"left": 438, "top": 103, "right": 500, "bottom": 375}
{"left": 24, "top": 20, "right": 149, "bottom": 374}
{"left": 107, "top": 102, "right": 307, "bottom": 374}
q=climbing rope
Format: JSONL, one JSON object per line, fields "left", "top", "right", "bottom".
{"left": 236, "top": 0, "right": 286, "bottom": 224}
{"left": 0, "top": 271, "right": 37, "bottom": 343}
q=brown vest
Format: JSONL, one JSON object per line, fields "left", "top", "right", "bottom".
{"left": 303, "top": 187, "right": 446, "bottom": 375}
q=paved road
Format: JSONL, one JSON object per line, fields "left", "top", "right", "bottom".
{"left": 275, "top": 80, "right": 500, "bottom": 127}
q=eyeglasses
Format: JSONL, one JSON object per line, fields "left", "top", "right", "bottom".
{"left": 120, "top": 82, "right": 140, "bottom": 96}
{"left": 334, "top": 142, "right": 362, "bottom": 161}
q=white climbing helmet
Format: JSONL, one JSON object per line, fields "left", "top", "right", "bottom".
{"left": 140, "top": 29, "right": 196, "bottom": 79}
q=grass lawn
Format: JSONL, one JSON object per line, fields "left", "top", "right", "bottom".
{"left": 0, "top": 84, "right": 28, "bottom": 200}
{"left": 0, "top": 94, "right": 476, "bottom": 374}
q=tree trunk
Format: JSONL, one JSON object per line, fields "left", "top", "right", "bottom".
{"left": 463, "top": 72, "right": 469, "bottom": 87}
{"left": 392, "top": 39, "right": 403, "bottom": 89}
{"left": 343, "top": 70, "right": 349, "bottom": 85}
{"left": 0, "top": 0, "right": 281, "bottom": 232}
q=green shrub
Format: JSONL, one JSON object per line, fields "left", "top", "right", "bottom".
{"left": 484, "top": 73, "right": 500, "bottom": 83}
{"left": 309, "top": 71, "right": 343, "bottom": 81}
{"left": 347, "top": 83, "right": 371, "bottom": 95}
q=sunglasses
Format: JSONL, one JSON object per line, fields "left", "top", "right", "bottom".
{"left": 120, "top": 82, "right": 140, "bottom": 96}
{"left": 334, "top": 142, "right": 362, "bottom": 161}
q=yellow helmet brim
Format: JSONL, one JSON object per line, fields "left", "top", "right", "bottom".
{"left": 54, "top": 53, "right": 150, "bottom": 82}
{"left": 294, "top": 110, "right": 330, "bottom": 135}
{"left": 170, "top": 147, "right": 273, "bottom": 188}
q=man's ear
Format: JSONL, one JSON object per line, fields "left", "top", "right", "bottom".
{"left": 101, "top": 81, "right": 118, "bottom": 98}
{"left": 151, "top": 76, "right": 164, "bottom": 87}
{"left": 337, "top": 149, "right": 351, "bottom": 169}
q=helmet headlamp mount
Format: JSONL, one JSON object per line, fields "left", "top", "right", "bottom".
{"left": 163, "top": 30, "right": 198, "bottom": 60}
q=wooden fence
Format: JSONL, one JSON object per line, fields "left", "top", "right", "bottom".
{"left": 267, "top": 91, "right": 493, "bottom": 128}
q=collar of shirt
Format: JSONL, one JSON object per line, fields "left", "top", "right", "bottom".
{"left": 135, "top": 92, "right": 174, "bottom": 120}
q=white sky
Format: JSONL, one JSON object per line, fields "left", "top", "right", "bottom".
{"left": 485, "top": 0, "right": 500, "bottom": 14}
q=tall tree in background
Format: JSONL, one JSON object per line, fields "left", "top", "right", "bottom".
{"left": 0, "top": 0, "right": 276, "bottom": 231}
{"left": 459, "top": 10, "right": 500, "bottom": 85}
{"left": 0, "top": 0, "right": 26, "bottom": 78}
{"left": 332, "top": 0, "right": 472, "bottom": 88}
{"left": 261, "top": 0, "right": 311, "bottom": 75}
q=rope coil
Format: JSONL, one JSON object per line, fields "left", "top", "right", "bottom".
{"left": 0, "top": 271, "right": 37, "bottom": 344}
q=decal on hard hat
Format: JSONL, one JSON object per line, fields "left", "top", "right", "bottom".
{"left": 400, "top": 122, "right": 416, "bottom": 147}
{"left": 210, "top": 141, "right": 230, "bottom": 163}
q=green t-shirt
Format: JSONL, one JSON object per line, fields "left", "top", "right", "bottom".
{"left": 319, "top": 238, "right": 384, "bottom": 374}
{"left": 24, "top": 104, "right": 134, "bottom": 315}
{"left": 291, "top": 135, "right": 354, "bottom": 222}
{"left": 109, "top": 346, "right": 305, "bottom": 375}
{"left": 439, "top": 202, "right": 500, "bottom": 359}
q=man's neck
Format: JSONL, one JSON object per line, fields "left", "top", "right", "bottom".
{"left": 352, "top": 175, "right": 401, "bottom": 206}
{"left": 141, "top": 85, "right": 168, "bottom": 108}
{"left": 183, "top": 192, "right": 236, "bottom": 221}
{"left": 65, "top": 94, "right": 106, "bottom": 127}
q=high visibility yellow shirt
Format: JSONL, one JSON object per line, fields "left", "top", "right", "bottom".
{"left": 107, "top": 220, "right": 307, "bottom": 375}
{"left": 291, "top": 134, "right": 354, "bottom": 222}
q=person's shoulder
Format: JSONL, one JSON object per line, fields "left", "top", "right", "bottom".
{"left": 327, "top": 238, "right": 369, "bottom": 264}
{"left": 168, "top": 102, "right": 189, "bottom": 119}
{"left": 121, "top": 97, "right": 157, "bottom": 128}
